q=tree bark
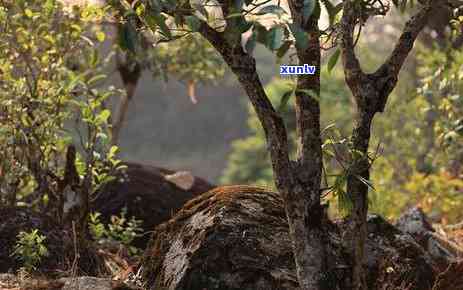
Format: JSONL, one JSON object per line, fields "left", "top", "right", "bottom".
{"left": 345, "top": 113, "right": 373, "bottom": 290}
{"left": 340, "top": 1, "right": 446, "bottom": 288}
{"left": 195, "top": 9, "right": 326, "bottom": 287}
{"left": 288, "top": 1, "right": 327, "bottom": 288}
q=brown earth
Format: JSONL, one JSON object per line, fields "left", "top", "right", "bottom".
{"left": 0, "top": 207, "right": 104, "bottom": 276}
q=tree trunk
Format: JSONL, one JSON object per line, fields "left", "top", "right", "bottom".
{"left": 340, "top": 2, "right": 441, "bottom": 288}
{"left": 196, "top": 19, "right": 326, "bottom": 287}
{"left": 235, "top": 63, "right": 326, "bottom": 290}
{"left": 288, "top": 3, "right": 327, "bottom": 287}
{"left": 345, "top": 113, "right": 373, "bottom": 290}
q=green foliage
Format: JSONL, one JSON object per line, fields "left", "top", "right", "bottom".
{"left": 89, "top": 209, "right": 143, "bottom": 255}
{"left": 0, "top": 0, "right": 123, "bottom": 206}
{"left": 11, "top": 229, "right": 49, "bottom": 272}
{"left": 419, "top": 49, "right": 463, "bottom": 161}
{"left": 116, "top": 0, "right": 336, "bottom": 60}
{"left": 154, "top": 34, "right": 225, "bottom": 85}
{"left": 369, "top": 45, "right": 463, "bottom": 222}
{"left": 221, "top": 38, "right": 463, "bottom": 221}
{"left": 89, "top": 212, "right": 107, "bottom": 241}
{"left": 404, "top": 171, "right": 463, "bottom": 222}
{"left": 111, "top": 1, "right": 226, "bottom": 83}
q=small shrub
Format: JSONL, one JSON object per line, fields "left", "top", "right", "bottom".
{"left": 89, "top": 212, "right": 107, "bottom": 240}
{"left": 89, "top": 209, "right": 143, "bottom": 255}
{"left": 11, "top": 229, "right": 49, "bottom": 272}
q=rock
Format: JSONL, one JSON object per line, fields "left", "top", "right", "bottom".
{"left": 395, "top": 207, "right": 434, "bottom": 245}
{"left": 364, "top": 215, "right": 436, "bottom": 290}
{"left": 141, "top": 185, "right": 304, "bottom": 290}
{"left": 92, "top": 162, "right": 214, "bottom": 248}
{"left": 141, "top": 186, "right": 437, "bottom": 290}
{"left": 59, "top": 276, "right": 136, "bottom": 290}
{"left": 0, "top": 273, "right": 19, "bottom": 289}
{"left": 164, "top": 171, "right": 196, "bottom": 191}
{"left": 396, "top": 207, "right": 461, "bottom": 270}
{"left": 0, "top": 275, "right": 140, "bottom": 290}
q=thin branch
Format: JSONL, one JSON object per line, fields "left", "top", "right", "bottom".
{"left": 374, "top": 0, "right": 444, "bottom": 82}
{"left": 340, "top": 0, "right": 365, "bottom": 85}
{"left": 195, "top": 16, "right": 294, "bottom": 189}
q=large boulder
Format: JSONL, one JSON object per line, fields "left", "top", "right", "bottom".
{"left": 92, "top": 162, "right": 214, "bottom": 248}
{"left": 141, "top": 186, "right": 438, "bottom": 290}
{"left": 396, "top": 207, "right": 434, "bottom": 243}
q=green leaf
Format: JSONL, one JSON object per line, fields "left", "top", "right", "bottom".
{"left": 185, "top": 15, "right": 201, "bottom": 32}
{"left": 278, "top": 89, "right": 294, "bottom": 112}
{"left": 321, "top": 0, "right": 342, "bottom": 25}
{"left": 96, "top": 109, "right": 111, "bottom": 124}
{"left": 302, "top": 0, "right": 316, "bottom": 25}
{"left": 312, "top": 0, "right": 321, "bottom": 21}
{"left": 44, "top": 0, "right": 55, "bottom": 14}
{"left": 108, "top": 145, "right": 119, "bottom": 159}
{"left": 88, "top": 74, "right": 106, "bottom": 85}
{"left": 118, "top": 22, "right": 138, "bottom": 52}
{"left": 226, "top": 12, "right": 245, "bottom": 19}
{"left": 95, "top": 31, "right": 106, "bottom": 42}
{"left": 276, "top": 41, "right": 291, "bottom": 59}
{"left": 337, "top": 188, "right": 353, "bottom": 215}
{"left": 253, "top": 22, "right": 268, "bottom": 44}
{"left": 355, "top": 175, "right": 376, "bottom": 192}
{"left": 236, "top": 17, "right": 253, "bottom": 34}
{"left": 265, "top": 26, "right": 284, "bottom": 50}
{"left": 288, "top": 23, "right": 309, "bottom": 49}
{"left": 256, "top": 5, "right": 287, "bottom": 17}
{"left": 135, "top": 3, "right": 145, "bottom": 16}
{"left": 321, "top": 123, "right": 336, "bottom": 134}
{"left": 24, "top": 9, "right": 33, "bottom": 18}
{"left": 327, "top": 48, "right": 340, "bottom": 73}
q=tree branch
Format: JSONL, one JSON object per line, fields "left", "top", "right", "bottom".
{"left": 287, "top": 0, "right": 323, "bottom": 178}
{"left": 196, "top": 19, "right": 294, "bottom": 190}
{"left": 340, "top": 1, "right": 365, "bottom": 88}
{"left": 373, "top": 0, "right": 445, "bottom": 105}
{"left": 138, "top": 1, "right": 293, "bottom": 183}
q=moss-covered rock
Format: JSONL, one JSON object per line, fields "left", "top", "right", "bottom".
{"left": 141, "top": 186, "right": 438, "bottom": 290}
